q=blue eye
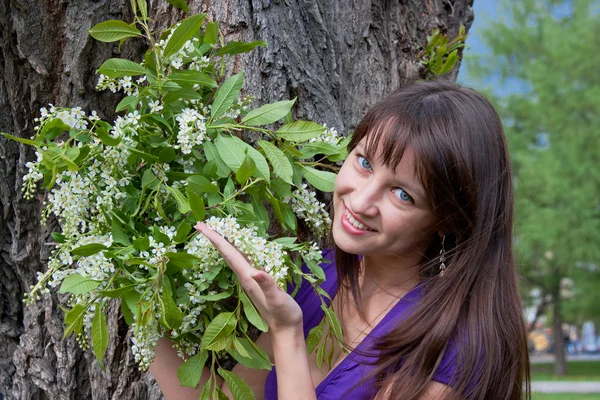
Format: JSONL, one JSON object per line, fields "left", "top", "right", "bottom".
{"left": 393, "top": 188, "right": 413, "bottom": 203}
{"left": 358, "top": 156, "right": 371, "bottom": 170}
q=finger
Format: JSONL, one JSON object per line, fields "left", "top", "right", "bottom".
{"left": 195, "top": 222, "right": 255, "bottom": 278}
{"left": 250, "top": 270, "right": 280, "bottom": 302}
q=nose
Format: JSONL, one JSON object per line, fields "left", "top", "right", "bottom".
{"left": 350, "top": 180, "right": 379, "bottom": 218}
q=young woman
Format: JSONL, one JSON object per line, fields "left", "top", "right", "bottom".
{"left": 150, "top": 79, "right": 531, "bottom": 399}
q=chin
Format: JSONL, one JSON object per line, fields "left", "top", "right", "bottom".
{"left": 331, "top": 223, "right": 363, "bottom": 256}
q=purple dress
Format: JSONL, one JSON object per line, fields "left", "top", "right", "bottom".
{"left": 264, "top": 249, "right": 460, "bottom": 399}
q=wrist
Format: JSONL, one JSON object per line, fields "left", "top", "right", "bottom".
{"left": 269, "top": 323, "right": 304, "bottom": 347}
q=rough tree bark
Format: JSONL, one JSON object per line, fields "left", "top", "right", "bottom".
{"left": 0, "top": 0, "right": 473, "bottom": 398}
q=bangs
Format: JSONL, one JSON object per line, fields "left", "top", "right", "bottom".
{"left": 361, "top": 117, "right": 412, "bottom": 170}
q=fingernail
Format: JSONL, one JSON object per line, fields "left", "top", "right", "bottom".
{"left": 194, "top": 222, "right": 205, "bottom": 233}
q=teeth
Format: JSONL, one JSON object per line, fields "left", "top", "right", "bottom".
{"left": 344, "top": 208, "right": 371, "bottom": 231}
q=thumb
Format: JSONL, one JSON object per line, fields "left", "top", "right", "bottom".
{"left": 251, "top": 271, "right": 278, "bottom": 297}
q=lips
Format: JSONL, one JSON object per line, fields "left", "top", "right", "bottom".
{"left": 343, "top": 204, "right": 374, "bottom": 231}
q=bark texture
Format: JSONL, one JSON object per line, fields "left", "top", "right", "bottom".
{"left": 0, "top": 0, "right": 473, "bottom": 398}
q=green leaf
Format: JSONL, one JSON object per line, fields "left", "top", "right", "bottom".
{"left": 211, "top": 72, "right": 244, "bottom": 120}
{"left": 204, "top": 21, "right": 219, "bottom": 45}
{"left": 158, "top": 146, "right": 177, "bottom": 163}
{"left": 217, "top": 135, "right": 270, "bottom": 181}
{"left": 227, "top": 337, "right": 272, "bottom": 370}
{"left": 167, "top": 185, "right": 191, "bottom": 214}
{"left": 89, "top": 20, "right": 141, "bottom": 43}
{"left": 169, "top": 70, "right": 217, "bottom": 89}
{"left": 215, "top": 133, "right": 246, "bottom": 173}
{"left": 159, "top": 287, "right": 183, "bottom": 329}
{"left": 165, "top": 0, "right": 189, "bottom": 12}
{"left": 133, "top": 236, "right": 150, "bottom": 251}
{"left": 201, "top": 312, "right": 236, "bottom": 351}
{"left": 204, "top": 141, "right": 231, "bottom": 177}
{"left": 299, "top": 142, "right": 339, "bottom": 159}
{"left": 439, "top": 49, "right": 459, "bottom": 75}
{"left": 241, "top": 99, "right": 296, "bottom": 126}
{"left": 301, "top": 166, "right": 336, "bottom": 192}
{"left": 70, "top": 243, "right": 108, "bottom": 256}
{"left": 305, "top": 259, "right": 325, "bottom": 281}
{"left": 141, "top": 169, "right": 160, "bottom": 190}
{"left": 174, "top": 221, "right": 192, "bottom": 243}
{"left": 321, "top": 304, "right": 343, "bottom": 342}
{"left": 187, "top": 175, "right": 219, "bottom": 193}
{"left": 97, "top": 58, "right": 146, "bottom": 78}
{"left": 270, "top": 178, "right": 291, "bottom": 199}
{"left": 258, "top": 140, "right": 293, "bottom": 184}
{"left": 214, "top": 40, "right": 267, "bottom": 57}
{"left": 58, "top": 274, "right": 101, "bottom": 295}
{"left": 96, "top": 127, "right": 121, "bottom": 146}
{"left": 306, "top": 317, "right": 325, "bottom": 353}
{"left": 240, "top": 291, "right": 268, "bottom": 332}
{"left": 98, "top": 284, "right": 136, "bottom": 298}
{"left": 92, "top": 303, "right": 109, "bottom": 369}
{"left": 163, "top": 14, "right": 205, "bottom": 59}
{"left": 198, "top": 289, "right": 232, "bottom": 301}
{"left": 166, "top": 251, "right": 200, "bottom": 271}
{"left": 1, "top": 132, "right": 38, "bottom": 147}
{"left": 276, "top": 121, "right": 326, "bottom": 142}
{"left": 41, "top": 118, "right": 72, "bottom": 141}
{"left": 186, "top": 187, "right": 206, "bottom": 221}
{"left": 62, "top": 303, "right": 87, "bottom": 339}
{"left": 236, "top": 152, "right": 255, "bottom": 184}
{"left": 111, "top": 216, "right": 131, "bottom": 246}
{"left": 136, "top": 0, "right": 148, "bottom": 19}
{"left": 280, "top": 202, "right": 297, "bottom": 231}
{"left": 51, "top": 232, "right": 65, "bottom": 243}
{"left": 218, "top": 368, "right": 255, "bottom": 400}
{"left": 177, "top": 349, "right": 208, "bottom": 387}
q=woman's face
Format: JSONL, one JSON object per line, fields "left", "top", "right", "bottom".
{"left": 332, "top": 139, "right": 438, "bottom": 263}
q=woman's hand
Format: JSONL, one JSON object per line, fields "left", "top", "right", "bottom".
{"left": 194, "top": 222, "right": 303, "bottom": 334}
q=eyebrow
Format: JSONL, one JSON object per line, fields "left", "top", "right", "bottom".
{"left": 354, "top": 144, "right": 426, "bottom": 201}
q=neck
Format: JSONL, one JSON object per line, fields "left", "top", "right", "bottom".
{"left": 359, "top": 253, "right": 422, "bottom": 299}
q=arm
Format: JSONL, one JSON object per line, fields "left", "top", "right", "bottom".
{"left": 197, "top": 222, "right": 317, "bottom": 400}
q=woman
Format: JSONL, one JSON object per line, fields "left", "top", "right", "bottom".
{"left": 150, "top": 79, "right": 531, "bottom": 399}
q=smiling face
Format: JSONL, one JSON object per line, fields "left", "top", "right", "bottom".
{"left": 332, "top": 139, "right": 438, "bottom": 269}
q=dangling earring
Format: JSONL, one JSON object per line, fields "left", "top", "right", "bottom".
{"left": 439, "top": 235, "right": 447, "bottom": 276}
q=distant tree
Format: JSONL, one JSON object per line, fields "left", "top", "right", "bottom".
{"left": 468, "top": 0, "right": 600, "bottom": 375}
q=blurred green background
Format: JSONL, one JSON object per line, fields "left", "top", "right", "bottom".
{"left": 459, "top": 0, "right": 600, "bottom": 396}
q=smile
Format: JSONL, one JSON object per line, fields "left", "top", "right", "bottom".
{"left": 343, "top": 206, "right": 374, "bottom": 232}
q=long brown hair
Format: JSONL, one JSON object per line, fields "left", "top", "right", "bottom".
{"left": 334, "top": 80, "right": 530, "bottom": 399}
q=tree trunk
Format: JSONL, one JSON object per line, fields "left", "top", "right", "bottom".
{"left": 0, "top": 0, "right": 474, "bottom": 398}
{"left": 551, "top": 281, "right": 567, "bottom": 376}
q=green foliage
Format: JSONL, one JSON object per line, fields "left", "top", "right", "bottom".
{"left": 3, "top": 1, "right": 350, "bottom": 397}
{"left": 467, "top": 0, "right": 600, "bottom": 324}
{"left": 418, "top": 25, "right": 468, "bottom": 78}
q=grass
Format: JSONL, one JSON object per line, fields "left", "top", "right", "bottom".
{"left": 532, "top": 394, "right": 600, "bottom": 400}
{"left": 531, "top": 361, "right": 600, "bottom": 381}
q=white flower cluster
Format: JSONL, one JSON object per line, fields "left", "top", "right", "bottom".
{"left": 22, "top": 150, "right": 44, "bottom": 199}
{"left": 131, "top": 316, "right": 162, "bottom": 371}
{"left": 288, "top": 184, "right": 332, "bottom": 238}
{"left": 175, "top": 108, "right": 207, "bottom": 154}
{"left": 156, "top": 30, "right": 200, "bottom": 69}
{"left": 309, "top": 126, "right": 342, "bottom": 145}
{"left": 188, "top": 55, "right": 210, "bottom": 71}
{"left": 96, "top": 74, "right": 140, "bottom": 96}
{"left": 186, "top": 216, "right": 288, "bottom": 283}
{"left": 301, "top": 242, "right": 323, "bottom": 263}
